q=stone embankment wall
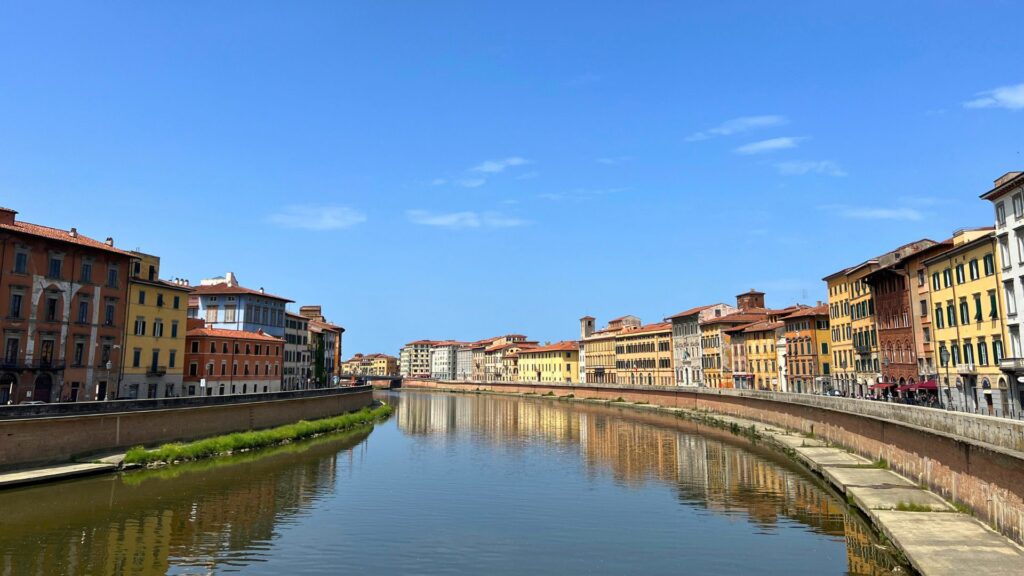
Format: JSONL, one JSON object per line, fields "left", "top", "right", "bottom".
{"left": 0, "top": 386, "right": 373, "bottom": 469}
{"left": 405, "top": 379, "right": 1024, "bottom": 545}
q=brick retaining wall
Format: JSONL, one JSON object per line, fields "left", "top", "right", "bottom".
{"left": 0, "top": 386, "right": 373, "bottom": 470}
{"left": 406, "top": 379, "right": 1024, "bottom": 545}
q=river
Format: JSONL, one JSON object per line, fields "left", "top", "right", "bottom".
{"left": 0, "top": 390, "right": 902, "bottom": 575}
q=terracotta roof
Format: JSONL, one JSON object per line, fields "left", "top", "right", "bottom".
{"left": 485, "top": 341, "right": 538, "bottom": 352}
{"left": 0, "top": 217, "right": 132, "bottom": 256}
{"left": 741, "top": 320, "right": 784, "bottom": 334}
{"left": 980, "top": 171, "right": 1024, "bottom": 200}
{"left": 186, "top": 327, "right": 283, "bottom": 342}
{"left": 665, "top": 304, "right": 715, "bottom": 320}
{"left": 519, "top": 341, "right": 579, "bottom": 354}
{"left": 618, "top": 322, "right": 672, "bottom": 335}
{"left": 405, "top": 340, "right": 438, "bottom": 346}
{"left": 191, "top": 283, "right": 293, "bottom": 303}
{"left": 784, "top": 304, "right": 828, "bottom": 319}
{"left": 701, "top": 311, "right": 768, "bottom": 326}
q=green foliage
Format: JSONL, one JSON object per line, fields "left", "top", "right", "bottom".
{"left": 543, "top": 391, "right": 555, "bottom": 396}
{"left": 563, "top": 394, "right": 575, "bottom": 399}
{"left": 125, "top": 405, "right": 393, "bottom": 466}
{"left": 613, "top": 396, "right": 625, "bottom": 402}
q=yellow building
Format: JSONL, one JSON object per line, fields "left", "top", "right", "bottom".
{"left": 701, "top": 312, "right": 768, "bottom": 388}
{"left": 923, "top": 228, "right": 1010, "bottom": 414}
{"left": 579, "top": 316, "right": 639, "bottom": 384}
{"left": 847, "top": 262, "right": 880, "bottom": 396}
{"left": 342, "top": 353, "right": 400, "bottom": 376}
{"left": 518, "top": 341, "right": 579, "bottom": 383}
{"left": 120, "top": 252, "right": 191, "bottom": 399}
{"left": 824, "top": 268, "right": 853, "bottom": 394}
{"left": 742, "top": 321, "right": 784, "bottom": 391}
{"left": 614, "top": 322, "right": 674, "bottom": 386}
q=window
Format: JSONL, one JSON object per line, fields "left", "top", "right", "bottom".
{"left": 107, "top": 266, "right": 118, "bottom": 288}
{"left": 78, "top": 300, "right": 88, "bottom": 323}
{"left": 151, "top": 350, "right": 160, "bottom": 370}
{"left": 73, "top": 341, "right": 84, "bottom": 366}
{"left": 994, "top": 339, "right": 1004, "bottom": 363}
{"left": 1015, "top": 193, "right": 1023, "bottom": 218}
{"left": 80, "top": 262, "right": 92, "bottom": 283}
{"left": 1005, "top": 281, "right": 1017, "bottom": 316}
{"left": 132, "top": 349, "right": 141, "bottom": 368}
{"left": 1000, "top": 238, "right": 1011, "bottom": 269}
{"left": 189, "top": 363, "right": 198, "bottom": 376}
{"left": 920, "top": 299, "right": 928, "bottom": 317}
{"left": 169, "top": 350, "right": 176, "bottom": 368}
{"left": 960, "top": 300, "right": 969, "bottom": 325}
{"left": 978, "top": 341, "right": 989, "bottom": 366}
{"left": 984, "top": 254, "right": 995, "bottom": 276}
{"left": 951, "top": 343, "right": 961, "bottom": 365}
{"left": 8, "top": 293, "right": 21, "bottom": 319}
{"left": 48, "top": 257, "right": 62, "bottom": 279}
{"left": 156, "top": 294, "right": 164, "bottom": 307}
{"left": 173, "top": 295, "right": 180, "bottom": 309}
{"left": 923, "top": 327, "right": 931, "bottom": 343}
{"left": 191, "top": 340, "right": 199, "bottom": 353}
{"left": 153, "top": 320, "right": 164, "bottom": 338}
{"left": 45, "top": 297, "right": 58, "bottom": 321}
{"left": 969, "top": 259, "right": 979, "bottom": 281}
{"left": 171, "top": 321, "right": 179, "bottom": 338}
{"left": 224, "top": 305, "right": 236, "bottom": 323}
{"left": 947, "top": 303, "right": 956, "bottom": 327}
{"left": 13, "top": 251, "right": 28, "bottom": 274}
{"left": 917, "top": 270, "right": 925, "bottom": 287}
{"left": 989, "top": 291, "right": 999, "bottom": 319}
{"left": 997, "top": 202, "right": 1007, "bottom": 225}
{"left": 4, "top": 337, "right": 18, "bottom": 364}
{"left": 209, "top": 342, "right": 216, "bottom": 353}
{"left": 963, "top": 342, "right": 974, "bottom": 364}
{"left": 955, "top": 264, "right": 965, "bottom": 284}
{"left": 943, "top": 269, "right": 952, "bottom": 288}
{"left": 931, "top": 272, "right": 940, "bottom": 291}
{"left": 138, "top": 290, "right": 146, "bottom": 305}
{"left": 206, "top": 306, "right": 218, "bottom": 323}
{"left": 134, "top": 318, "right": 146, "bottom": 336}
{"left": 105, "top": 301, "right": 116, "bottom": 326}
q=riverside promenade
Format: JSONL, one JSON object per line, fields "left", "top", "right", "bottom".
{"left": 404, "top": 379, "right": 1024, "bottom": 576}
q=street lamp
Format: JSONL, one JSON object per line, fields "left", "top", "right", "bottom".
{"left": 940, "top": 347, "right": 952, "bottom": 411}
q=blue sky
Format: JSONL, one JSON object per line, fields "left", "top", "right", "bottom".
{"left": 2, "top": 2, "right": 1024, "bottom": 355}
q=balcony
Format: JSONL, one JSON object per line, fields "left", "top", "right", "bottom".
{"left": 999, "top": 358, "right": 1024, "bottom": 371}
{"left": 956, "top": 362, "right": 977, "bottom": 375}
{"left": 854, "top": 344, "right": 872, "bottom": 355}
{"left": 0, "top": 360, "right": 64, "bottom": 371}
{"left": 147, "top": 365, "right": 168, "bottom": 377}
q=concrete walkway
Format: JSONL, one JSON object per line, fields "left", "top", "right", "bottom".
{"left": 0, "top": 453, "right": 126, "bottom": 489}
{"left": 679, "top": 409, "right": 1024, "bottom": 576}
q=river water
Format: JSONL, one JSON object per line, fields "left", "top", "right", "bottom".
{"left": 0, "top": 390, "right": 902, "bottom": 575}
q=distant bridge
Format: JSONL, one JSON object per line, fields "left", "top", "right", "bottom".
{"left": 339, "top": 374, "right": 402, "bottom": 389}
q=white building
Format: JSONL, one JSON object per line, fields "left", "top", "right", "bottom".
{"left": 400, "top": 340, "right": 434, "bottom": 378}
{"left": 456, "top": 345, "right": 473, "bottom": 381}
{"left": 981, "top": 170, "right": 1024, "bottom": 415}
{"left": 666, "top": 304, "right": 736, "bottom": 386}
{"left": 430, "top": 342, "right": 460, "bottom": 381}
{"left": 283, "top": 312, "right": 311, "bottom": 390}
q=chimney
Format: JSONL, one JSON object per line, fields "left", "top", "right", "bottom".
{"left": 259, "top": 287, "right": 265, "bottom": 294}
{"left": 105, "top": 237, "right": 113, "bottom": 246}
{"left": 0, "top": 207, "right": 15, "bottom": 226}
{"left": 69, "top": 227, "right": 78, "bottom": 238}
{"left": 225, "top": 272, "right": 237, "bottom": 287}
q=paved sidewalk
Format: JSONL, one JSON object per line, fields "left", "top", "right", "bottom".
{"left": 0, "top": 461, "right": 117, "bottom": 488}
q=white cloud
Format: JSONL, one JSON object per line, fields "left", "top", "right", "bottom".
{"left": 597, "top": 156, "right": 631, "bottom": 165}
{"left": 776, "top": 160, "right": 847, "bottom": 177}
{"left": 471, "top": 157, "right": 530, "bottom": 173}
{"left": 964, "top": 83, "right": 1024, "bottom": 110}
{"left": 686, "top": 115, "right": 787, "bottom": 142}
{"left": 457, "top": 178, "right": 487, "bottom": 188}
{"left": 735, "top": 136, "right": 804, "bottom": 155}
{"left": 539, "top": 187, "right": 627, "bottom": 201}
{"left": 825, "top": 206, "right": 924, "bottom": 221}
{"left": 267, "top": 205, "right": 366, "bottom": 231}
{"left": 406, "top": 210, "right": 527, "bottom": 229}
{"left": 515, "top": 171, "right": 539, "bottom": 180}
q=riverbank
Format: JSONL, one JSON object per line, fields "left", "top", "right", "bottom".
{"left": 0, "top": 405, "right": 392, "bottom": 489}
{"left": 406, "top": 386, "right": 1024, "bottom": 576}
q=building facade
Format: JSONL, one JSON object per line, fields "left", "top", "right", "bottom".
{"left": 400, "top": 340, "right": 434, "bottom": 378}
{"left": 784, "top": 304, "right": 831, "bottom": 394}
{"left": 924, "top": 229, "right": 1013, "bottom": 415}
{"left": 579, "top": 316, "right": 639, "bottom": 384}
{"left": 517, "top": 341, "right": 579, "bottom": 383}
{"left": 283, "top": 312, "right": 311, "bottom": 390}
{"left": 981, "top": 171, "right": 1024, "bottom": 415}
{"left": 667, "top": 303, "right": 736, "bottom": 386}
{"left": 183, "top": 319, "right": 284, "bottom": 396}
{"left": 188, "top": 272, "right": 291, "bottom": 338}
{"left": 0, "top": 207, "right": 131, "bottom": 404}
{"left": 120, "top": 252, "right": 191, "bottom": 399}
{"left": 614, "top": 322, "right": 674, "bottom": 386}
{"left": 430, "top": 341, "right": 460, "bottom": 381}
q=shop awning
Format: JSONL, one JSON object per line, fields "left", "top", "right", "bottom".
{"left": 869, "top": 382, "right": 895, "bottom": 390}
{"left": 912, "top": 380, "right": 938, "bottom": 391}
{"left": 897, "top": 384, "right": 914, "bottom": 392}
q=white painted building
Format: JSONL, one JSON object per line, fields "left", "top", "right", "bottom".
{"left": 981, "top": 170, "right": 1024, "bottom": 415}
{"left": 400, "top": 340, "right": 434, "bottom": 378}
{"left": 456, "top": 345, "right": 473, "bottom": 381}
{"left": 667, "top": 304, "right": 737, "bottom": 386}
{"left": 430, "top": 342, "right": 460, "bottom": 381}
{"left": 283, "top": 312, "right": 311, "bottom": 390}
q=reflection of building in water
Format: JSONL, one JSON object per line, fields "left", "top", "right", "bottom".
{"left": 396, "top": 391, "right": 896, "bottom": 573}
{"left": 0, "top": 431, "right": 352, "bottom": 576}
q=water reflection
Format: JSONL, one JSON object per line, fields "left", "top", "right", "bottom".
{"left": 0, "top": 427, "right": 371, "bottom": 576}
{"left": 397, "top": 391, "right": 899, "bottom": 574}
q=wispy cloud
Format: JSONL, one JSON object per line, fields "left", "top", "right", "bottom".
{"left": 820, "top": 204, "right": 924, "bottom": 222}
{"left": 539, "top": 187, "right": 627, "bottom": 201}
{"left": 430, "top": 178, "right": 447, "bottom": 186}
{"left": 406, "top": 210, "right": 527, "bottom": 229}
{"left": 776, "top": 160, "right": 847, "bottom": 177}
{"left": 471, "top": 157, "right": 530, "bottom": 174}
{"left": 456, "top": 178, "right": 486, "bottom": 188}
{"left": 686, "top": 115, "right": 787, "bottom": 142}
{"left": 597, "top": 156, "right": 631, "bottom": 165}
{"left": 964, "top": 83, "right": 1024, "bottom": 110}
{"left": 735, "top": 136, "right": 804, "bottom": 155}
{"left": 515, "top": 171, "right": 539, "bottom": 180}
{"left": 267, "top": 205, "right": 367, "bottom": 231}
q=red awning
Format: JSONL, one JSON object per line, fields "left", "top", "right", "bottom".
{"left": 869, "top": 383, "right": 895, "bottom": 390}
{"left": 897, "top": 384, "right": 914, "bottom": 392}
{"left": 912, "top": 380, "right": 938, "bottom": 391}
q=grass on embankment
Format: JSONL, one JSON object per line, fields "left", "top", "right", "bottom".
{"left": 125, "top": 404, "right": 393, "bottom": 466}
